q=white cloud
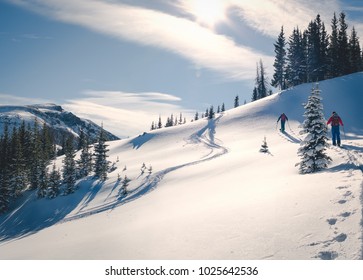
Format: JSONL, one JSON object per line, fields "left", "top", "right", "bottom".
{"left": 63, "top": 91, "right": 194, "bottom": 138}
{"left": 8, "top": 0, "right": 273, "bottom": 80}
{"left": 227, "top": 0, "right": 341, "bottom": 37}
{"left": 0, "top": 92, "right": 50, "bottom": 105}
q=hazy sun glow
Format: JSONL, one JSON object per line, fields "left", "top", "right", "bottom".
{"left": 184, "top": 0, "right": 229, "bottom": 27}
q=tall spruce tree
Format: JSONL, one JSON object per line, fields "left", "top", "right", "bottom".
{"left": 48, "top": 163, "right": 61, "bottom": 199}
{"left": 348, "top": 26, "right": 362, "bottom": 73}
{"left": 29, "top": 119, "right": 43, "bottom": 190}
{"left": 337, "top": 12, "right": 350, "bottom": 75}
{"left": 272, "top": 26, "right": 287, "bottom": 90}
{"left": 9, "top": 126, "right": 27, "bottom": 197}
{"left": 287, "top": 27, "right": 306, "bottom": 86}
{"left": 0, "top": 122, "right": 11, "bottom": 213}
{"left": 255, "top": 59, "right": 269, "bottom": 100}
{"left": 328, "top": 12, "right": 340, "bottom": 78}
{"left": 77, "top": 132, "right": 93, "bottom": 178}
{"left": 208, "top": 105, "right": 215, "bottom": 119}
{"left": 93, "top": 125, "right": 109, "bottom": 181}
{"left": 63, "top": 137, "right": 76, "bottom": 194}
{"left": 297, "top": 84, "right": 331, "bottom": 173}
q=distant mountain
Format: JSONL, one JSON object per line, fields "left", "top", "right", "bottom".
{"left": 0, "top": 103, "right": 120, "bottom": 144}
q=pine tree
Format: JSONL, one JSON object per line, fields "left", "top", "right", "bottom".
{"left": 337, "top": 12, "right": 350, "bottom": 75}
{"left": 259, "top": 136, "right": 269, "bottom": 153}
{"left": 328, "top": 12, "right": 340, "bottom": 78}
{"left": 63, "top": 137, "right": 77, "bottom": 194}
{"left": 272, "top": 26, "right": 287, "bottom": 90}
{"left": 37, "top": 162, "right": 49, "bottom": 198}
{"left": 140, "top": 162, "right": 146, "bottom": 175}
{"left": 234, "top": 95, "right": 239, "bottom": 107}
{"left": 119, "top": 175, "right": 131, "bottom": 196}
{"left": 297, "top": 84, "right": 331, "bottom": 173}
{"left": 48, "top": 163, "right": 61, "bottom": 199}
{"left": 306, "top": 15, "right": 327, "bottom": 82}
{"left": 157, "top": 116, "right": 162, "bottom": 129}
{"left": 253, "top": 59, "right": 269, "bottom": 100}
{"left": 320, "top": 22, "right": 329, "bottom": 80}
{"left": 251, "top": 87, "right": 258, "bottom": 102}
{"left": 93, "top": 125, "right": 109, "bottom": 180}
{"left": 221, "top": 103, "right": 225, "bottom": 112}
{"left": 287, "top": 27, "right": 306, "bottom": 86}
{"left": 348, "top": 26, "right": 362, "bottom": 73}
{"left": 208, "top": 105, "right": 215, "bottom": 119}
{"left": 0, "top": 122, "right": 12, "bottom": 213}
{"left": 194, "top": 111, "right": 199, "bottom": 121}
{"left": 29, "top": 119, "right": 43, "bottom": 190}
{"left": 9, "top": 126, "right": 27, "bottom": 197}
{"left": 77, "top": 132, "right": 93, "bottom": 178}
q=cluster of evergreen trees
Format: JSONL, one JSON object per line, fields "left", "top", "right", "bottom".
{"left": 150, "top": 113, "right": 187, "bottom": 130}
{"left": 252, "top": 60, "right": 273, "bottom": 101}
{"left": 0, "top": 120, "right": 110, "bottom": 213}
{"left": 272, "top": 12, "right": 363, "bottom": 90}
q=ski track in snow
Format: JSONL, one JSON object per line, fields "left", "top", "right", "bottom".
{"left": 62, "top": 115, "right": 229, "bottom": 223}
{"left": 310, "top": 141, "right": 363, "bottom": 259}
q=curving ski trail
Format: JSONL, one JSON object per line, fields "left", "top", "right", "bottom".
{"left": 63, "top": 115, "right": 228, "bottom": 222}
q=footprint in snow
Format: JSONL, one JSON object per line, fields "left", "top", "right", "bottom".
{"left": 317, "top": 251, "right": 338, "bottom": 260}
{"left": 343, "top": 190, "right": 352, "bottom": 197}
{"left": 326, "top": 218, "right": 337, "bottom": 225}
{"left": 334, "top": 233, "right": 347, "bottom": 242}
{"left": 337, "top": 199, "right": 347, "bottom": 204}
{"left": 336, "top": 185, "right": 349, "bottom": 190}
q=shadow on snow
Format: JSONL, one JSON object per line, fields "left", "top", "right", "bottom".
{"left": 0, "top": 116, "right": 228, "bottom": 243}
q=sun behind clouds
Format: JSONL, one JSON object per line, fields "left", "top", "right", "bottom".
{"left": 181, "top": 0, "right": 229, "bottom": 28}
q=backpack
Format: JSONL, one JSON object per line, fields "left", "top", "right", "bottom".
{"left": 331, "top": 115, "right": 340, "bottom": 126}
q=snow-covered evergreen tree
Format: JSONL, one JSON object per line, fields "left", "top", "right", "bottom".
{"left": 297, "top": 84, "right": 331, "bottom": 173}
{"left": 37, "top": 162, "right": 49, "bottom": 198}
{"left": 0, "top": 122, "right": 11, "bottom": 213}
{"left": 77, "top": 133, "right": 93, "bottom": 178}
{"left": 93, "top": 125, "right": 109, "bottom": 180}
{"left": 259, "top": 136, "right": 269, "bottom": 153}
{"left": 272, "top": 26, "right": 287, "bottom": 90}
{"left": 63, "top": 137, "right": 77, "bottom": 194}
{"left": 208, "top": 105, "right": 215, "bottom": 119}
{"left": 140, "top": 162, "right": 146, "bottom": 175}
{"left": 48, "top": 163, "right": 61, "bottom": 199}
{"left": 29, "top": 119, "right": 43, "bottom": 190}
{"left": 148, "top": 165, "right": 153, "bottom": 175}
{"left": 119, "top": 175, "right": 131, "bottom": 196}
{"left": 9, "top": 126, "right": 27, "bottom": 197}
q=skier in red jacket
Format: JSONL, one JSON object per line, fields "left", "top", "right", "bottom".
{"left": 277, "top": 113, "right": 288, "bottom": 132}
{"left": 327, "top": 111, "right": 344, "bottom": 146}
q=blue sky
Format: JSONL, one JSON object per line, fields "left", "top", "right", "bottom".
{"left": 1, "top": 0, "right": 363, "bottom": 137}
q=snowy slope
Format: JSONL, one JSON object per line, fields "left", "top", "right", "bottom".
{"left": 0, "top": 73, "right": 362, "bottom": 260}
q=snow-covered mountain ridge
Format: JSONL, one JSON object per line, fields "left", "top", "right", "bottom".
{"left": 0, "top": 73, "right": 362, "bottom": 259}
{"left": 0, "top": 103, "right": 120, "bottom": 143}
